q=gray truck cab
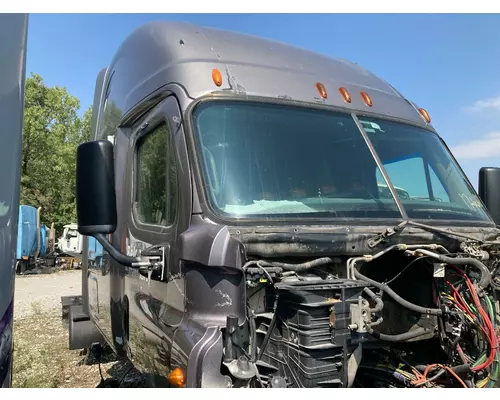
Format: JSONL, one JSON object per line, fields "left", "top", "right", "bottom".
{"left": 70, "top": 21, "right": 500, "bottom": 388}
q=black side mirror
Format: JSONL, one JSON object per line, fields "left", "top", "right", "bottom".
{"left": 478, "top": 167, "right": 500, "bottom": 225}
{"left": 75, "top": 140, "right": 153, "bottom": 270}
{"left": 76, "top": 140, "right": 117, "bottom": 235}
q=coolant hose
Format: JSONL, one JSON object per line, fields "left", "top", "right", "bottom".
{"left": 353, "top": 269, "right": 443, "bottom": 316}
{"left": 411, "top": 249, "right": 491, "bottom": 290}
{"left": 368, "top": 327, "right": 432, "bottom": 342}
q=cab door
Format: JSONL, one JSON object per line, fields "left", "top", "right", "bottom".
{"left": 86, "top": 126, "right": 128, "bottom": 345}
{"left": 124, "top": 94, "right": 191, "bottom": 374}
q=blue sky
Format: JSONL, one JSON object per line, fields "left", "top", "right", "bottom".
{"left": 26, "top": 13, "right": 500, "bottom": 188}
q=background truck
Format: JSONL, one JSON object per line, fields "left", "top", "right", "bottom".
{"left": 15, "top": 205, "right": 57, "bottom": 274}
{"left": 55, "top": 223, "right": 84, "bottom": 270}
{"left": 57, "top": 223, "right": 83, "bottom": 255}
{"left": 66, "top": 21, "right": 500, "bottom": 388}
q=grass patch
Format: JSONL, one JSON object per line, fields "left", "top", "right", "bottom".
{"left": 12, "top": 310, "right": 150, "bottom": 388}
{"left": 13, "top": 312, "right": 104, "bottom": 388}
{"left": 30, "top": 301, "right": 43, "bottom": 315}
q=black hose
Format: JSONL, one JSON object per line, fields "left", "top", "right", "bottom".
{"left": 257, "top": 294, "right": 279, "bottom": 361}
{"left": 415, "top": 363, "right": 468, "bottom": 373}
{"left": 249, "top": 310, "right": 257, "bottom": 363}
{"left": 257, "top": 314, "right": 276, "bottom": 361}
{"left": 412, "top": 250, "right": 491, "bottom": 289}
{"left": 354, "top": 268, "right": 443, "bottom": 316}
{"left": 368, "top": 327, "right": 433, "bottom": 342}
{"left": 413, "top": 363, "right": 471, "bottom": 387}
{"left": 363, "top": 287, "right": 384, "bottom": 313}
{"left": 258, "top": 257, "right": 335, "bottom": 272}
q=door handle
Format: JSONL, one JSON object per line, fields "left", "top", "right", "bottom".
{"left": 138, "top": 264, "right": 163, "bottom": 279}
{"left": 138, "top": 244, "right": 170, "bottom": 281}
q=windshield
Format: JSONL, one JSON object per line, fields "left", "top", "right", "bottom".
{"left": 360, "top": 116, "right": 491, "bottom": 221}
{"left": 192, "top": 101, "right": 491, "bottom": 223}
{"left": 66, "top": 229, "right": 78, "bottom": 238}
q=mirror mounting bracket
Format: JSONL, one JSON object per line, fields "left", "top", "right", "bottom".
{"left": 93, "top": 233, "right": 150, "bottom": 268}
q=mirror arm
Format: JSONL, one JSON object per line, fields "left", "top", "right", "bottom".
{"left": 94, "top": 233, "right": 150, "bottom": 268}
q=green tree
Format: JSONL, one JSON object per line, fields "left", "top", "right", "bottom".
{"left": 21, "top": 73, "right": 90, "bottom": 234}
{"left": 77, "top": 105, "right": 93, "bottom": 144}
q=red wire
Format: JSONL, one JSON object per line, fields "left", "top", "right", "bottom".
{"left": 445, "top": 267, "right": 497, "bottom": 372}
{"left": 446, "top": 281, "right": 490, "bottom": 339}
{"left": 446, "top": 281, "right": 470, "bottom": 313}
{"left": 462, "top": 274, "right": 496, "bottom": 371}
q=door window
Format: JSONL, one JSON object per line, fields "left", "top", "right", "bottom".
{"left": 136, "top": 122, "right": 178, "bottom": 227}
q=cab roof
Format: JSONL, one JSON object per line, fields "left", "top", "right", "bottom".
{"left": 95, "top": 21, "right": 431, "bottom": 136}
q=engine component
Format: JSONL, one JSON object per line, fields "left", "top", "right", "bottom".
{"left": 404, "top": 249, "right": 491, "bottom": 290}
{"left": 269, "top": 376, "right": 287, "bottom": 388}
{"left": 258, "top": 279, "right": 370, "bottom": 388}
{"left": 224, "top": 315, "right": 239, "bottom": 363}
{"left": 460, "top": 241, "right": 489, "bottom": 261}
{"left": 224, "top": 355, "right": 256, "bottom": 381}
{"left": 246, "top": 239, "right": 500, "bottom": 389}
{"left": 349, "top": 297, "right": 373, "bottom": 333}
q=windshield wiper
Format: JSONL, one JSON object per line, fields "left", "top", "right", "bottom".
{"left": 411, "top": 208, "right": 474, "bottom": 216}
{"left": 368, "top": 219, "right": 500, "bottom": 248}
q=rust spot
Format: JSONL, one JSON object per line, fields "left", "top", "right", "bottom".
{"left": 329, "top": 306, "right": 336, "bottom": 327}
{"left": 327, "top": 298, "right": 340, "bottom": 327}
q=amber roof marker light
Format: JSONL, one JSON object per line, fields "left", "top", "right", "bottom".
{"left": 360, "top": 91, "right": 373, "bottom": 107}
{"left": 418, "top": 108, "right": 431, "bottom": 123}
{"left": 212, "top": 68, "right": 223, "bottom": 87}
{"left": 316, "top": 82, "right": 328, "bottom": 99}
{"left": 338, "top": 87, "right": 351, "bottom": 103}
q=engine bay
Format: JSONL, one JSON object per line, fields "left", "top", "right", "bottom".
{"left": 221, "top": 227, "right": 500, "bottom": 388}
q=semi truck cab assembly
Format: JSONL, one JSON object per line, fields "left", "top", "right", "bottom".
{"left": 65, "top": 21, "right": 500, "bottom": 388}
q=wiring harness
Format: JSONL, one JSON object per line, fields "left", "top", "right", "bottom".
{"left": 348, "top": 244, "right": 500, "bottom": 388}
{"left": 242, "top": 240, "right": 500, "bottom": 388}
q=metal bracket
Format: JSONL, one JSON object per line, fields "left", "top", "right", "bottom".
{"left": 138, "top": 245, "right": 166, "bottom": 279}
{"left": 367, "top": 221, "right": 408, "bottom": 248}
{"left": 349, "top": 297, "right": 372, "bottom": 333}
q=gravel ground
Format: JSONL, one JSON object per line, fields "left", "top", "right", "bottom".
{"left": 12, "top": 270, "right": 148, "bottom": 388}
{"left": 14, "top": 270, "right": 81, "bottom": 318}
